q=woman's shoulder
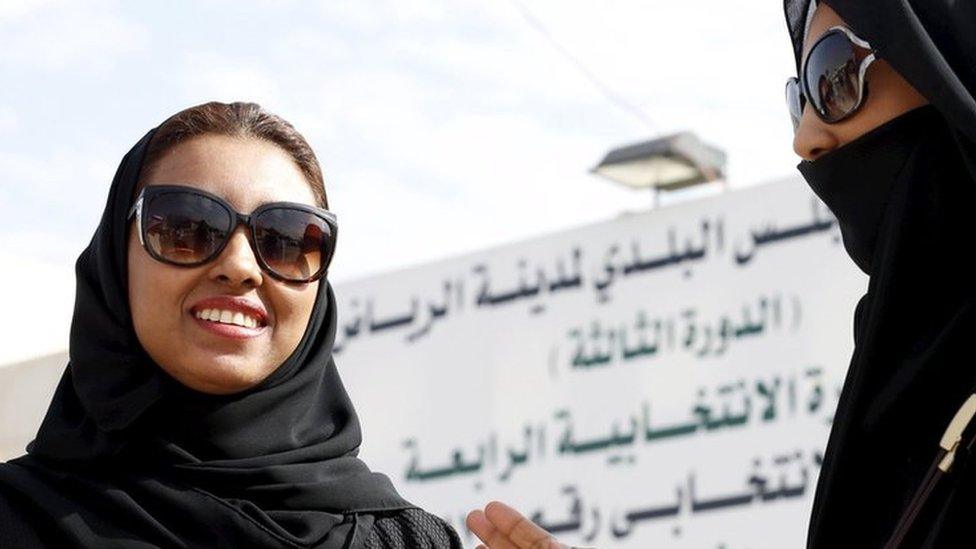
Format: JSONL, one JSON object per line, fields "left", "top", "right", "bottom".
{"left": 363, "top": 507, "right": 463, "bottom": 549}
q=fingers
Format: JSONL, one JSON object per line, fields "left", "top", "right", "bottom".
{"left": 468, "top": 501, "right": 563, "bottom": 549}
{"left": 466, "top": 509, "right": 519, "bottom": 549}
{"left": 484, "top": 501, "right": 560, "bottom": 549}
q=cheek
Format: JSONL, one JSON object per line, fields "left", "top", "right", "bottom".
{"left": 127, "top": 235, "right": 186, "bottom": 335}
{"left": 127, "top": 236, "right": 151, "bottom": 327}
{"left": 270, "top": 287, "right": 318, "bottom": 350}
{"left": 881, "top": 71, "right": 928, "bottom": 111}
{"left": 857, "top": 65, "right": 928, "bottom": 128}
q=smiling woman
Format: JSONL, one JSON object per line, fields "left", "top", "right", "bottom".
{"left": 128, "top": 133, "right": 326, "bottom": 395}
{"left": 0, "top": 101, "right": 462, "bottom": 549}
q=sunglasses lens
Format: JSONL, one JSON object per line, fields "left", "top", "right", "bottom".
{"left": 254, "top": 208, "right": 334, "bottom": 281}
{"left": 785, "top": 78, "right": 803, "bottom": 131}
{"left": 804, "top": 31, "right": 861, "bottom": 122}
{"left": 144, "top": 192, "right": 232, "bottom": 264}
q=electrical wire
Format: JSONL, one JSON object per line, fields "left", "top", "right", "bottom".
{"left": 508, "top": 0, "right": 659, "bottom": 132}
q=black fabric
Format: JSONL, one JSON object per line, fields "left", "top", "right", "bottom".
{"left": 363, "top": 509, "right": 463, "bottom": 549}
{"left": 0, "top": 484, "right": 53, "bottom": 547}
{"left": 0, "top": 117, "right": 446, "bottom": 548}
{"left": 798, "top": 107, "right": 929, "bottom": 275}
{"left": 784, "top": 1, "right": 976, "bottom": 547}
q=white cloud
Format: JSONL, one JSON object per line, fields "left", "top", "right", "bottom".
{"left": 0, "top": 0, "right": 56, "bottom": 22}
{"left": 178, "top": 52, "right": 283, "bottom": 107}
{"left": 1, "top": 1, "right": 148, "bottom": 73}
{"left": 0, "top": 106, "right": 19, "bottom": 133}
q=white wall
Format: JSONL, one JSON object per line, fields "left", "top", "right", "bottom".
{"left": 0, "top": 351, "right": 65, "bottom": 460}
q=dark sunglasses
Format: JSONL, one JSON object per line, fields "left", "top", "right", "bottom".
{"left": 127, "top": 184, "right": 338, "bottom": 283}
{"left": 785, "top": 25, "right": 878, "bottom": 131}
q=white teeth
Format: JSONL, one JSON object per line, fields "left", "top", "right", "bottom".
{"left": 194, "top": 307, "right": 261, "bottom": 328}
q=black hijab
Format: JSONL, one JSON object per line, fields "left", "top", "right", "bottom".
{"left": 784, "top": 1, "right": 976, "bottom": 547}
{"left": 0, "top": 118, "right": 414, "bottom": 548}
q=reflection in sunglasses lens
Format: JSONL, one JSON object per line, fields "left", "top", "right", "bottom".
{"left": 255, "top": 208, "right": 332, "bottom": 281}
{"left": 145, "top": 193, "right": 231, "bottom": 264}
{"left": 804, "top": 31, "right": 858, "bottom": 122}
{"left": 785, "top": 78, "right": 803, "bottom": 131}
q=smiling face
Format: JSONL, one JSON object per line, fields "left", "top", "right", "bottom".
{"left": 792, "top": 3, "right": 929, "bottom": 160}
{"left": 127, "top": 134, "right": 321, "bottom": 395}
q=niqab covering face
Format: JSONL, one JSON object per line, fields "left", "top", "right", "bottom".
{"left": 784, "top": 1, "right": 976, "bottom": 547}
{"left": 0, "top": 120, "right": 413, "bottom": 548}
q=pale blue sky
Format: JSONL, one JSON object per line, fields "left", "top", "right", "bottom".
{"left": 0, "top": 0, "right": 799, "bottom": 362}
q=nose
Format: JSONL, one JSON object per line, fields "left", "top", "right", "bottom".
{"left": 208, "top": 226, "right": 264, "bottom": 288}
{"left": 793, "top": 107, "right": 840, "bottom": 161}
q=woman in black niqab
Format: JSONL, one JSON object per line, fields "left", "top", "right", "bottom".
{"left": 0, "top": 103, "right": 461, "bottom": 548}
{"left": 785, "top": 1, "right": 976, "bottom": 547}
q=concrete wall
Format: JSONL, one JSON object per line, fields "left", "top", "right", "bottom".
{"left": 0, "top": 351, "right": 66, "bottom": 460}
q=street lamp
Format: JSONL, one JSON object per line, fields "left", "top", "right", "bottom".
{"left": 591, "top": 131, "right": 727, "bottom": 207}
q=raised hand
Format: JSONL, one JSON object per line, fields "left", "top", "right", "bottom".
{"left": 466, "top": 501, "right": 574, "bottom": 549}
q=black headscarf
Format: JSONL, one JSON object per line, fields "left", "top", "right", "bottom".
{"left": 0, "top": 117, "right": 414, "bottom": 548}
{"left": 784, "top": 1, "right": 976, "bottom": 547}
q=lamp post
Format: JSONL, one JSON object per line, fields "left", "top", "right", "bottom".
{"left": 591, "top": 131, "right": 727, "bottom": 208}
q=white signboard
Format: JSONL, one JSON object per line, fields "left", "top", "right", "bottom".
{"left": 334, "top": 177, "right": 867, "bottom": 548}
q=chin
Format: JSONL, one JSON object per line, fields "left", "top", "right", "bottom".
{"left": 175, "top": 360, "right": 270, "bottom": 395}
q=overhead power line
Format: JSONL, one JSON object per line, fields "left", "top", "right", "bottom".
{"left": 508, "top": 0, "right": 659, "bottom": 133}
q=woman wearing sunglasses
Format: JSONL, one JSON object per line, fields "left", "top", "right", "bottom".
{"left": 0, "top": 102, "right": 462, "bottom": 548}
{"left": 468, "top": 1, "right": 976, "bottom": 547}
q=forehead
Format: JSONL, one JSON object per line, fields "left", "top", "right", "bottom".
{"left": 142, "top": 134, "right": 317, "bottom": 211}
{"left": 802, "top": 3, "right": 846, "bottom": 60}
